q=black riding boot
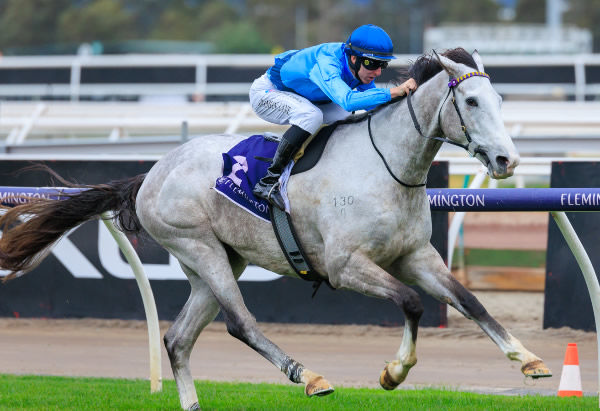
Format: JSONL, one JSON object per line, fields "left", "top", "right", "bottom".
{"left": 253, "top": 125, "right": 311, "bottom": 209}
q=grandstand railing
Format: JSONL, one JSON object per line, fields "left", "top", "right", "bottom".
{"left": 2, "top": 101, "right": 600, "bottom": 157}
{"left": 1, "top": 53, "right": 600, "bottom": 101}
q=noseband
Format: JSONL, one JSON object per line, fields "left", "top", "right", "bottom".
{"left": 367, "top": 70, "right": 491, "bottom": 188}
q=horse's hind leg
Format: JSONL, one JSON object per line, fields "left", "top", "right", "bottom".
{"left": 164, "top": 264, "right": 221, "bottom": 410}
{"left": 401, "top": 244, "right": 551, "bottom": 378}
{"left": 327, "top": 252, "right": 424, "bottom": 390}
{"left": 169, "top": 237, "right": 333, "bottom": 399}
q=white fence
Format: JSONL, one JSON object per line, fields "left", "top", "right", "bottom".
{"left": 1, "top": 53, "right": 600, "bottom": 101}
{"left": 0, "top": 101, "right": 276, "bottom": 143}
{"left": 1, "top": 101, "right": 600, "bottom": 158}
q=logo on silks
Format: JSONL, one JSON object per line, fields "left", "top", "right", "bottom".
{"left": 214, "top": 135, "right": 278, "bottom": 222}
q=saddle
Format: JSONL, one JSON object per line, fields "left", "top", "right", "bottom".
{"left": 260, "top": 123, "right": 337, "bottom": 173}
{"left": 290, "top": 123, "right": 338, "bottom": 175}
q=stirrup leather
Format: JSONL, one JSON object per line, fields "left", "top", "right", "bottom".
{"left": 267, "top": 181, "right": 281, "bottom": 201}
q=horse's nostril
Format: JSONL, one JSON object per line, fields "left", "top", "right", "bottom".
{"left": 496, "top": 156, "right": 509, "bottom": 167}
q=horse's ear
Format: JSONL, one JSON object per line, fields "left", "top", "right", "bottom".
{"left": 472, "top": 50, "right": 485, "bottom": 72}
{"left": 432, "top": 49, "right": 461, "bottom": 78}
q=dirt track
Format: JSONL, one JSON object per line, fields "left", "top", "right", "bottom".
{"left": 0, "top": 291, "right": 597, "bottom": 396}
{"left": 462, "top": 211, "right": 549, "bottom": 250}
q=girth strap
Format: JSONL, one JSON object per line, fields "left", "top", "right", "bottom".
{"left": 269, "top": 206, "right": 333, "bottom": 297}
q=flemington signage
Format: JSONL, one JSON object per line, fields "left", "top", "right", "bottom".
{"left": 428, "top": 192, "right": 485, "bottom": 208}
{"left": 427, "top": 188, "right": 600, "bottom": 212}
{"left": 0, "top": 190, "right": 52, "bottom": 203}
{"left": 560, "top": 192, "right": 600, "bottom": 206}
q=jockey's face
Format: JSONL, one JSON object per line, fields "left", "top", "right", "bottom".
{"left": 351, "top": 55, "right": 383, "bottom": 85}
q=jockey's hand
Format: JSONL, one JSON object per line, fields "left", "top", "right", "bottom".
{"left": 390, "top": 78, "right": 417, "bottom": 98}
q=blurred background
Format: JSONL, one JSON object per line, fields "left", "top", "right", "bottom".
{"left": 0, "top": 0, "right": 598, "bottom": 105}
{"left": 0, "top": 0, "right": 597, "bottom": 56}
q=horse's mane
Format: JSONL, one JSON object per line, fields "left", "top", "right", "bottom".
{"left": 338, "top": 47, "right": 478, "bottom": 125}
{"left": 407, "top": 47, "right": 478, "bottom": 86}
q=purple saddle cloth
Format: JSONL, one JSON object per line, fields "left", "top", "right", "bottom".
{"left": 214, "top": 135, "right": 278, "bottom": 222}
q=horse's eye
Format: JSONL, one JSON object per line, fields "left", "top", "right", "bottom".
{"left": 466, "top": 97, "right": 478, "bottom": 107}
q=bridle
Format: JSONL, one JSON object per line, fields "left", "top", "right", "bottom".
{"left": 368, "top": 70, "right": 491, "bottom": 188}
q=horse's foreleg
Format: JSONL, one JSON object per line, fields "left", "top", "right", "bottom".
{"left": 451, "top": 286, "right": 551, "bottom": 378}
{"left": 171, "top": 238, "right": 333, "bottom": 398}
{"left": 401, "top": 244, "right": 551, "bottom": 378}
{"left": 328, "top": 252, "right": 424, "bottom": 389}
{"left": 380, "top": 290, "right": 423, "bottom": 390}
{"left": 164, "top": 265, "right": 221, "bottom": 411}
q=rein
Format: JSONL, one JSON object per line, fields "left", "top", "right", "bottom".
{"left": 368, "top": 70, "right": 491, "bottom": 188}
{"left": 368, "top": 115, "right": 426, "bottom": 187}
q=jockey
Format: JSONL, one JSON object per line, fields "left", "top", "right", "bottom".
{"left": 249, "top": 24, "right": 417, "bottom": 209}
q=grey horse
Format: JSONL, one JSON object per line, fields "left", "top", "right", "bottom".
{"left": 0, "top": 49, "right": 550, "bottom": 410}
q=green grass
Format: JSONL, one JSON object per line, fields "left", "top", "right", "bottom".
{"left": 0, "top": 374, "right": 595, "bottom": 410}
{"left": 454, "top": 248, "right": 546, "bottom": 268}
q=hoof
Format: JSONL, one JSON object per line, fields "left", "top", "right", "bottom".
{"left": 379, "top": 359, "right": 415, "bottom": 390}
{"left": 522, "top": 360, "right": 552, "bottom": 379}
{"left": 305, "top": 376, "right": 334, "bottom": 397}
{"left": 379, "top": 366, "right": 400, "bottom": 391}
{"left": 187, "top": 403, "right": 200, "bottom": 411}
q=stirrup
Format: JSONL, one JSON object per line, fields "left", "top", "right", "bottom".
{"left": 267, "top": 182, "right": 287, "bottom": 210}
{"left": 267, "top": 181, "right": 281, "bottom": 201}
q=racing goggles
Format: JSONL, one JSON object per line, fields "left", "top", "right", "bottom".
{"left": 360, "top": 57, "right": 388, "bottom": 70}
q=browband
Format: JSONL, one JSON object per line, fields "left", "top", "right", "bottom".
{"left": 448, "top": 71, "right": 490, "bottom": 88}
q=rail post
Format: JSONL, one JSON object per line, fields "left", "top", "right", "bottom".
{"left": 551, "top": 211, "right": 600, "bottom": 405}
{"left": 100, "top": 213, "right": 162, "bottom": 393}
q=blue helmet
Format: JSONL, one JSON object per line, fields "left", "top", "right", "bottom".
{"left": 345, "top": 24, "right": 396, "bottom": 61}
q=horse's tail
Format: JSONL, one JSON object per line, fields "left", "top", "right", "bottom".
{"left": 0, "top": 168, "right": 146, "bottom": 282}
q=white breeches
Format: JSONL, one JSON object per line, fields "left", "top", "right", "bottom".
{"left": 249, "top": 74, "right": 352, "bottom": 135}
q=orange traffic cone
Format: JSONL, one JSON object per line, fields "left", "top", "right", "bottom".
{"left": 557, "top": 343, "right": 583, "bottom": 397}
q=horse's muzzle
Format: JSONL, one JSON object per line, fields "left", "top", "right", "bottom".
{"left": 489, "top": 153, "right": 520, "bottom": 179}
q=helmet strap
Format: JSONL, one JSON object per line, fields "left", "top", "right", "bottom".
{"left": 349, "top": 55, "right": 361, "bottom": 81}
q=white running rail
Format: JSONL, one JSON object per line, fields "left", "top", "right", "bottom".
{"left": 2, "top": 101, "right": 600, "bottom": 153}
